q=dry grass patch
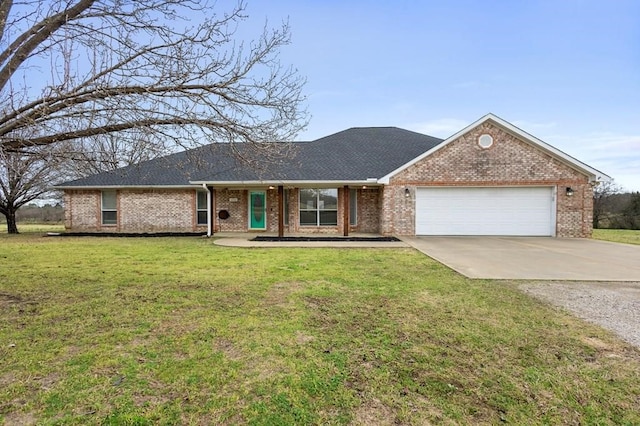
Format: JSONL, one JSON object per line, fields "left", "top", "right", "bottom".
{"left": 353, "top": 398, "right": 395, "bottom": 425}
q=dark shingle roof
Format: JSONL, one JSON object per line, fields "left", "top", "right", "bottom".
{"left": 56, "top": 127, "right": 443, "bottom": 187}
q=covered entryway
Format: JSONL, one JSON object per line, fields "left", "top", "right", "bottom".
{"left": 415, "top": 186, "right": 555, "bottom": 236}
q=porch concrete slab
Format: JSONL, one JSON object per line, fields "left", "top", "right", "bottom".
{"left": 402, "top": 237, "right": 640, "bottom": 281}
{"left": 213, "top": 233, "right": 409, "bottom": 248}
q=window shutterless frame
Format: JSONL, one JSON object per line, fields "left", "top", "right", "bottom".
{"left": 299, "top": 188, "right": 338, "bottom": 226}
{"left": 196, "top": 191, "right": 208, "bottom": 225}
{"left": 101, "top": 190, "right": 117, "bottom": 225}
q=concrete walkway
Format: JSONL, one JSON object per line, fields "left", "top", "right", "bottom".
{"left": 403, "top": 237, "right": 640, "bottom": 281}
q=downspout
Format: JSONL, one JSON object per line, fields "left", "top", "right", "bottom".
{"left": 202, "top": 183, "right": 212, "bottom": 237}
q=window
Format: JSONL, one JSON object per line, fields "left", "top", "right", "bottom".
{"left": 299, "top": 188, "right": 338, "bottom": 226}
{"left": 478, "top": 134, "right": 494, "bottom": 149}
{"left": 350, "top": 188, "right": 357, "bottom": 226}
{"left": 197, "top": 191, "right": 208, "bottom": 225}
{"left": 101, "top": 190, "right": 117, "bottom": 225}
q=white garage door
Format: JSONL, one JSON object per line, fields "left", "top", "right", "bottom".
{"left": 415, "top": 187, "right": 555, "bottom": 236}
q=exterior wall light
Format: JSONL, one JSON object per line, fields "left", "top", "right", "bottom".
{"left": 566, "top": 187, "right": 574, "bottom": 197}
{"left": 405, "top": 188, "right": 411, "bottom": 198}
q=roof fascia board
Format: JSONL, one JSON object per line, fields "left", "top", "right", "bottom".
{"left": 53, "top": 185, "right": 199, "bottom": 190}
{"left": 379, "top": 113, "right": 610, "bottom": 184}
{"left": 190, "top": 180, "right": 382, "bottom": 187}
{"left": 55, "top": 181, "right": 384, "bottom": 190}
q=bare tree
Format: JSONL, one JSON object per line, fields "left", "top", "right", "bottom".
{"left": 0, "top": 145, "right": 65, "bottom": 233}
{"left": 0, "top": 0, "right": 307, "bottom": 233}
{"left": 593, "top": 180, "right": 622, "bottom": 229}
{"left": 61, "top": 132, "right": 173, "bottom": 177}
{"left": 0, "top": 0, "right": 308, "bottom": 154}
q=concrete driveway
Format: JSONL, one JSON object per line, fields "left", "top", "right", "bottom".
{"left": 403, "top": 237, "right": 640, "bottom": 280}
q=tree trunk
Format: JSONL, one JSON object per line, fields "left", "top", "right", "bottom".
{"left": 4, "top": 209, "right": 19, "bottom": 234}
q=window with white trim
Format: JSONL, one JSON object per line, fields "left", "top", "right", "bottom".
{"left": 101, "top": 190, "right": 117, "bottom": 225}
{"left": 196, "top": 191, "right": 208, "bottom": 225}
{"left": 299, "top": 188, "right": 338, "bottom": 226}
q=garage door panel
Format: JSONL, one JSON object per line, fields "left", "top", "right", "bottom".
{"left": 416, "top": 187, "right": 554, "bottom": 236}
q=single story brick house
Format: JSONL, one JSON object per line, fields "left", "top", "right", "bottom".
{"left": 54, "top": 113, "right": 609, "bottom": 238}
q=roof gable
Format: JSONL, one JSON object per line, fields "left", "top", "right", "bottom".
{"left": 379, "top": 113, "right": 611, "bottom": 184}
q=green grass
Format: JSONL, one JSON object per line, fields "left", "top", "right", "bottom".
{"left": 593, "top": 228, "right": 640, "bottom": 245}
{"left": 1, "top": 235, "right": 640, "bottom": 424}
{"left": 0, "top": 222, "right": 65, "bottom": 234}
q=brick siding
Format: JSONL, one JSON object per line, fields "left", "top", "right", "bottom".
{"left": 119, "top": 189, "right": 196, "bottom": 232}
{"left": 63, "top": 190, "right": 100, "bottom": 231}
{"left": 354, "top": 187, "right": 381, "bottom": 233}
{"left": 63, "top": 189, "right": 205, "bottom": 233}
{"left": 213, "top": 189, "right": 248, "bottom": 232}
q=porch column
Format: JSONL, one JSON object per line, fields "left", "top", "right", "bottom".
{"left": 210, "top": 187, "right": 216, "bottom": 236}
{"left": 206, "top": 186, "right": 212, "bottom": 237}
{"left": 343, "top": 185, "right": 350, "bottom": 236}
{"left": 278, "top": 185, "right": 284, "bottom": 238}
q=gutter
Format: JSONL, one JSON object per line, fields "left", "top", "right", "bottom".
{"left": 52, "top": 185, "right": 198, "bottom": 190}
{"left": 188, "top": 179, "right": 383, "bottom": 187}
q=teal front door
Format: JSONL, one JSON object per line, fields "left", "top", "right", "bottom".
{"left": 249, "top": 191, "right": 266, "bottom": 229}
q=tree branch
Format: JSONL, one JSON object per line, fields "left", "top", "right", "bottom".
{"left": 0, "top": 0, "right": 96, "bottom": 92}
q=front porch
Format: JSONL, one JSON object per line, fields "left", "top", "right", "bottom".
{"left": 202, "top": 186, "right": 382, "bottom": 237}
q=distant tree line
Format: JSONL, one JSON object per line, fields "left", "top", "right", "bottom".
{"left": 0, "top": 203, "right": 63, "bottom": 224}
{"left": 593, "top": 181, "right": 640, "bottom": 230}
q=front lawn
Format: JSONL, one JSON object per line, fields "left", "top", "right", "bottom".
{"left": 593, "top": 228, "right": 640, "bottom": 245}
{"left": 1, "top": 235, "right": 639, "bottom": 424}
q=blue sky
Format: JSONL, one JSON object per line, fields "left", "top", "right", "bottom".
{"left": 244, "top": 0, "right": 640, "bottom": 191}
